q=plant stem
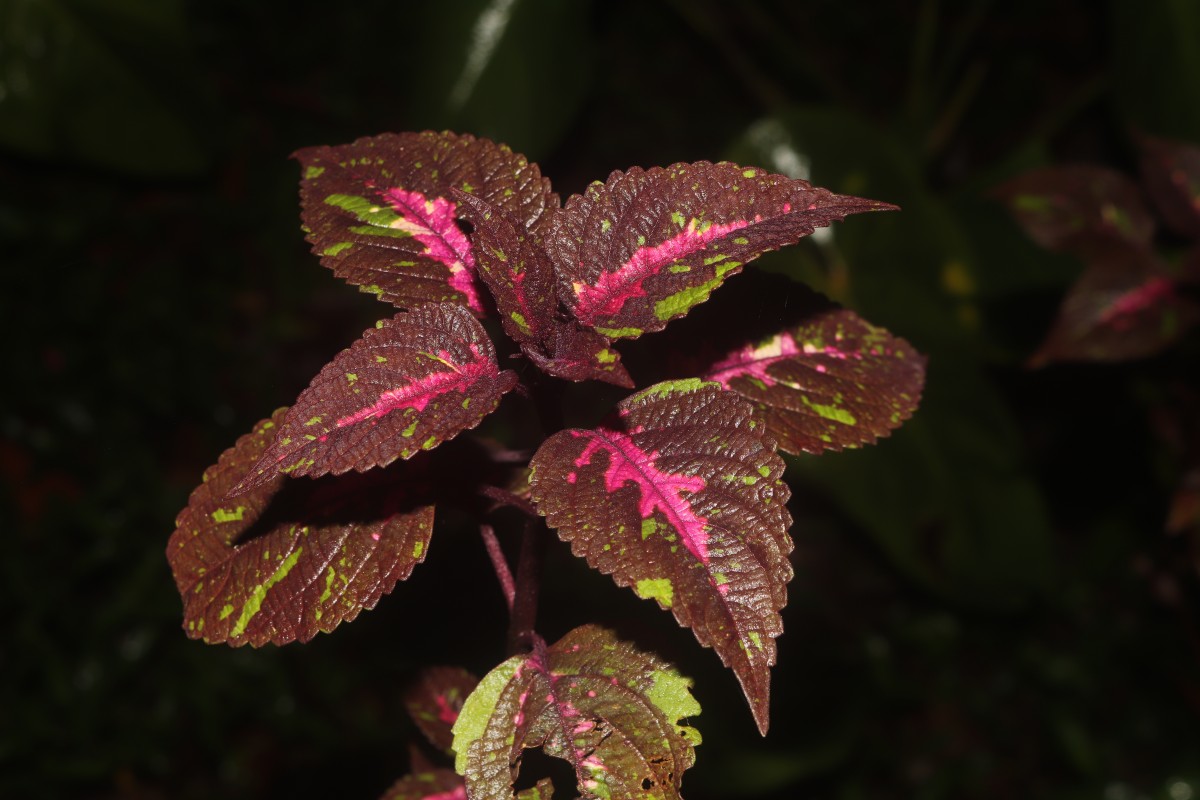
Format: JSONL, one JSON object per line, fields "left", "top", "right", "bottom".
{"left": 479, "top": 524, "right": 515, "bottom": 612}
{"left": 506, "top": 517, "right": 545, "bottom": 655}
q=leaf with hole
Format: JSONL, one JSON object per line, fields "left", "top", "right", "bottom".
{"left": 529, "top": 380, "right": 792, "bottom": 734}
{"left": 235, "top": 303, "right": 517, "bottom": 493}
{"left": 451, "top": 625, "right": 701, "bottom": 800}
{"left": 545, "top": 161, "right": 895, "bottom": 339}
{"left": 296, "top": 131, "right": 558, "bottom": 312}
{"left": 167, "top": 409, "right": 435, "bottom": 647}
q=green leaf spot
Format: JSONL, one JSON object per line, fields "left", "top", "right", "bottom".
{"left": 322, "top": 242, "right": 353, "bottom": 257}
{"left": 635, "top": 578, "right": 674, "bottom": 608}
{"left": 231, "top": 547, "right": 303, "bottom": 638}
{"left": 211, "top": 506, "right": 246, "bottom": 523}
{"left": 304, "top": 166, "right": 325, "bottom": 179}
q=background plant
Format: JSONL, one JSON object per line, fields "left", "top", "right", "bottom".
{"left": 4, "top": 2, "right": 1199, "bottom": 799}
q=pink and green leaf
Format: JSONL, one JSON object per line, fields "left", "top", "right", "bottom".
{"left": 700, "top": 291, "right": 926, "bottom": 454}
{"left": 235, "top": 303, "right": 517, "bottom": 492}
{"left": 529, "top": 380, "right": 792, "bottom": 734}
{"left": 994, "top": 165, "right": 1156, "bottom": 252}
{"left": 451, "top": 626, "right": 701, "bottom": 800}
{"left": 167, "top": 409, "right": 434, "bottom": 647}
{"left": 1137, "top": 133, "right": 1200, "bottom": 239}
{"left": 545, "top": 161, "right": 895, "bottom": 338}
{"left": 380, "top": 768, "right": 466, "bottom": 800}
{"left": 1030, "top": 240, "right": 1200, "bottom": 366}
{"left": 404, "top": 667, "right": 480, "bottom": 753}
{"left": 452, "top": 191, "right": 558, "bottom": 347}
{"left": 296, "top": 131, "right": 558, "bottom": 313}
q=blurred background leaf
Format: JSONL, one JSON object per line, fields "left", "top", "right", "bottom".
{"left": 2, "top": 1, "right": 1198, "bottom": 799}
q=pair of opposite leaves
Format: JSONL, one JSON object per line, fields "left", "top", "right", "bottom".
{"left": 168, "top": 131, "right": 926, "bottom": 747}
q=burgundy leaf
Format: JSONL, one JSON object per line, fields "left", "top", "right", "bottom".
{"left": 1138, "top": 133, "right": 1200, "bottom": 239}
{"left": 545, "top": 161, "right": 895, "bottom": 339}
{"left": 404, "top": 667, "right": 480, "bottom": 753}
{"left": 529, "top": 380, "right": 792, "bottom": 734}
{"left": 380, "top": 768, "right": 465, "bottom": 800}
{"left": 296, "top": 131, "right": 558, "bottom": 313}
{"left": 451, "top": 626, "right": 701, "bottom": 800}
{"left": 1030, "top": 239, "right": 1200, "bottom": 366}
{"left": 235, "top": 303, "right": 518, "bottom": 493}
{"left": 167, "top": 409, "right": 434, "bottom": 646}
{"left": 452, "top": 191, "right": 558, "bottom": 347}
{"left": 994, "top": 165, "right": 1156, "bottom": 252}
{"left": 455, "top": 191, "right": 635, "bottom": 387}
{"left": 522, "top": 324, "right": 633, "bottom": 388}
{"left": 700, "top": 291, "right": 926, "bottom": 454}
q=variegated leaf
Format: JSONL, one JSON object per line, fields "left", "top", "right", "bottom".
{"left": 994, "top": 165, "right": 1156, "bottom": 252}
{"left": 235, "top": 303, "right": 517, "bottom": 493}
{"left": 451, "top": 626, "right": 701, "bottom": 800}
{"left": 1138, "top": 133, "right": 1200, "bottom": 239}
{"left": 545, "top": 161, "right": 894, "bottom": 339}
{"left": 404, "top": 667, "right": 479, "bottom": 753}
{"left": 296, "top": 131, "right": 558, "bottom": 313}
{"left": 700, "top": 289, "right": 925, "bottom": 454}
{"left": 168, "top": 409, "right": 434, "bottom": 646}
{"left": 529, "top": 380, "right": 792, "bottom": 734}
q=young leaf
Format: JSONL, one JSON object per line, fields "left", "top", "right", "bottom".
{"left": 544, "top": 161, "right": 895, "bottom": 339}
{"left": 700, "top": 290, "right": 926, "bottom": 454}
{"left": 451, "top": 626, "right": 701, "bottom": 800}
{"left": 235, "top": 303, "right": 517, "bottom": 493}
{"left": 1030, "top": 239, "right": 1199, "bottom": 366}
{"left": 1138, "top": 133, "right": 1200, "bottom": 239}
{"left": 456, "top": 190, "right": 634, "bottom": 387}
{"left": 404, "top": 667, "right": 480, "bottom": 753}
{"left": 994, "top": 165, "right": 1156, "bottom": 252}
{"left": 295, "top": 131, "right": 558, "bottom": 313}
{"left": 529, "top": 380, "right": 792, "bottom": 734}
{"left": 380, "top": 768, "right": 465, "bottom": 800}
{"left": 168, "top": 409, "right": 434, "bottom": 646}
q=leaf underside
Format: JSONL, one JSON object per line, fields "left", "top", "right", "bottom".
{"left": 529, "top": 380, "right": 792, "bottom": 734}
{"left": 167, "top": 409, "right": 435, "bottom": 647}
{"left": 404, "top": 666, "right": 480, "bottom": 754}
{"left": 545, "top": 160, "right": 896, "bottom": 339}
{"left": 699, "top": 287, "right": 926, "bottom": 454}
{"left": 296, "top": 130, "right": 558, "bottom": 313}
{"left": 235, "top": 303, "right": 517, "bottom": 493}
{"left": 452, "top": 625, "right": 701, "bottom": 800}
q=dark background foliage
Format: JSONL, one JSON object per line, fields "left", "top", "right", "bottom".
{"left": 3, "top": 1, "right": 1198, "bottom": 798}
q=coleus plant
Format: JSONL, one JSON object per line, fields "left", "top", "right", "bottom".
{"left": 168, "top": 131, "right": 925, "bottom": 799}
{"left": 994, "top": 134, "right": 1200, "bottom": 367}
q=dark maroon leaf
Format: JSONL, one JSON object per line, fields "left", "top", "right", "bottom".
{"left": 1030, "top": 239, "right": 1200, "bottom": 366}
{"left": 994, "top": 165, "right": 1156, "bottom": 252}
{"left": 235, "top": 303, "right": 518, "bottom": 493}
{"left": 404, "top": 667, "right": 479, "bottom": 753}
{"left": 452, "top": 626, "right": 701, "bottom": 800}
{"left": 296, "top": 131, "right": 558, "bottom": 313}
{"left": 455, "top": 190, "right": 634, "bottom": 387}
{"left": 452, "top": 191, "right": 558, "bottom": 347}
{"left": 168, "top": 409, "right": 435, "bottom": 646}
{"left": 380, "top": 768, "right": 465, "bottom": 800}
{"left": 699, "top": 292, "right": 926, "bottom": 455}
{"left": 529, "top": 380, "right": 792, "bottom": 734}
{"left": 1138, "top": 133, "right": 1200, "bottom": 239}
{"left": 545, "top": 161, "right": 895, "bottom": 339}
{"left": 522, "top": 324, "right": 633, "bottom": 388}
{"left": 1167, "top": 467, "right": 1200, "bottom": 536}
